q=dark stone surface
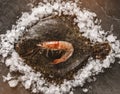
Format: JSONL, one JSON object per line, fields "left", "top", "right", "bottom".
{"left": 0, "top": 63, "right": 30, "bottom": 94}
{"left": 0, "top": 0, "right": 31, "bottom": 94}
{"left": 0, "top": 0, "right": 30, "bottom": 34}
{"left": 0, "top": 0, "right": 120, "bottom": 94}
{"left": 97, "top": 0, "right": 120, "bottom": 19}
{"left": 76, "top": 0, "right": 120, "bottom": 94}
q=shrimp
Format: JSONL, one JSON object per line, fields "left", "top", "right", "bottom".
{"left": 37, "top": 41, "right": 74, "bottom": 64}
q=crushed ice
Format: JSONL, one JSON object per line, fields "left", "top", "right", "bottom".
{"left": 0, "top": 0, "right": 120, "bottom": 94}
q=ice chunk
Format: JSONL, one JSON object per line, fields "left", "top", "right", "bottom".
{"left": 8, "top": 80, "right": 19, "bottom": 87}
{"left": 82, "top": 88, "right": 88, "bottom": 93}
{"left": 107, "top": 34, "right": 117, "bottom": 42}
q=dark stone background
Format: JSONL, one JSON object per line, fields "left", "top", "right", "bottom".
{"left": 0, "top": 0, "right": 120, "bottom": 94}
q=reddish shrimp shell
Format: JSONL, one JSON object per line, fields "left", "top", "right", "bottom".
{"left": 37, "top": 41, "right": 74, "bottom": 64}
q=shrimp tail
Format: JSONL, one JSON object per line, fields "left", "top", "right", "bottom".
{"left": 52, "top": 48, "right": 74, "bottom": 64}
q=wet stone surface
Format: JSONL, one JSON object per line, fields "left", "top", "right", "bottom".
{"left": 96, "top": 0, "right": 120, "bottom": 19}
{"left": 0, "top": 0, "right": 30, "bottom": 34}
{"left": 15, "top": 16, "right": 110, "bottom": 83}
{"left": 0, "top": 0, "right": 120, "bottom": 94}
